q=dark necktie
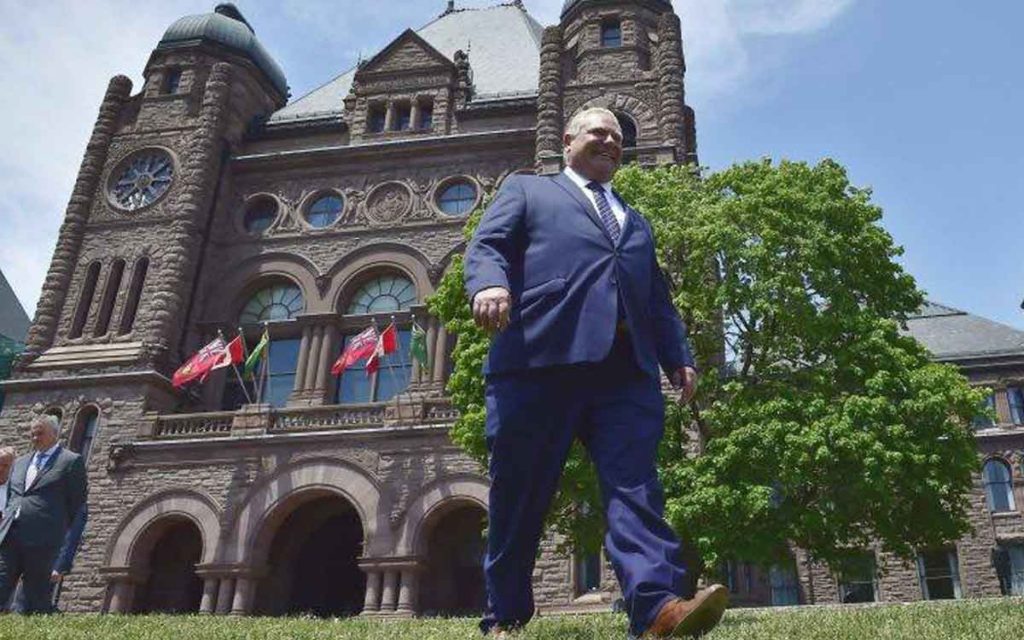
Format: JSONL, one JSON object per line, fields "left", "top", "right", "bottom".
{"left": 586, "top": 181, "right": 621, "bottom": 244}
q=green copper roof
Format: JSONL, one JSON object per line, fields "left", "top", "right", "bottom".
{"left": 158, "top": 3, "right": 288, "bottom": 96}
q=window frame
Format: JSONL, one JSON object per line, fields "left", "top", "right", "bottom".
{"left": 435, "top": 179, "right": 480, "bottom": 217}
{"left": 918, "top": 548, "right": 961, "bottom": 600}
{"left": 600, "top": 19, "right": 623, "bottom": 48}
{"left": 836, "top": 552, "right": 879, "bottom": 604}
{"left": 982, "top": 458, "right": 1016, "bottom": 513}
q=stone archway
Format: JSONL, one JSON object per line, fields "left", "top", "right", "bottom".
{"left": 251, "top": 490, "right": 366, "bottom": 617}
{"left": 417, "top": 502, "right": 487, "bottom": 617}
{"left": 132, "top": 517, "right": 204, "bottom": 614}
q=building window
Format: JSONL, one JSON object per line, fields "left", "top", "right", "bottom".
{"left": 615, "top": 113, "right": 637, "bottom": 148}
{"left": 769, "top": 564, "right": 800, "bottom": 606}
{"left": 244, "top": 197, "right": 278, "bottom": 234}
{"left": 346, "top": 275, "right": 416, "bottom": 315}
{"left": 601, "top": 19, "right": 622, "bottom": 48}
{"left": 994, "top": 544, "right": 1024, "bottom": 596}
{"left": 437, "top": 181, "right": 478, "bottom": 216}
{"left": 575, "top": 551, "right": 602, "bottom": 596}
{"left": 165, "top": 69, "right": 182, "bottom": 94}
{"left": 838, "top": 553, "right": 878, "bottom": 603}
{"left": 393, "top": 102, "right": 412, "bottom": 131}
{"left": 305, "top": 194, "right": 344, "bottom": 228}
{"left": 983, "top": 459, "right": 1016, "bottom": 513}
{"left": 918, "top": 548, "right": 961, "bottom": 600}
{"left": 368, "top": 104, "right": 387, "bottom": 133}
{"left": 70, "top": 262, "right": 102, "bottom": 339}
{"left": 118, "top": 257, "right": 148, "bottom": 336}
{"left": 93, "top": 259, "right": 125, "bottom": 337}
{"left": 418, "top": 99, "right": 434, "bottom": 130}
{"left": 973, "top": 393, "right": 996, "bottom": 428}
{"left": 1008, "top": 387, "right": 1024, "bottom": 424}
{"left": 263, "top": 338, "right": 301, "bottom": 408}
{"left": 239, "top": 283, "right": 304, "bottom": 325}
{"left": 70, "top": 407, "right": 99, "bottom": 463}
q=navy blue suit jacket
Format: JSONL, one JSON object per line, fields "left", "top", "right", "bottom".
{"left": 464, "top": 172, "right": 695, "bottom": 378}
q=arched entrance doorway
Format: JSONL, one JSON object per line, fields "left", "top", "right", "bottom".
{"left": 418, "top": 503, "right": 487, "bottom": 617}
{"left": 253, "top": 493, "right": 365, "bottom": 617}
{"left": 133, "top": 518, "right": 203, "bottom": 613}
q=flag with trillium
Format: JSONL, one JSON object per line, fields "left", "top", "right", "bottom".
{"left": 332, "top": 325, "right": 378, "bottom": 376}
{"left": 172, "top": 337, "right": 228, "bottom": 388}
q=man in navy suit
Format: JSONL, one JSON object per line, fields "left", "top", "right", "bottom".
{"left": 0, "top": 415, "right": 87, "bottom": 613}
{"left": 465, "top": 108, "right": 727, "bottom": 638}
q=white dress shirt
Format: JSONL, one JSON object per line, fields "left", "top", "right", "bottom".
{"left": 25, "top": 443, "right": 60, "bottom": 490}
{"left": 563, "top": 166, "right": 627, "bottom": 228}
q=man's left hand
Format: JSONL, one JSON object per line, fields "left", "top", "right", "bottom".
{"left": 670, "top": 367, "right": 698, "bottom": 405}
{"left": 50, "top": 571, "right": 62, "bottom": 584}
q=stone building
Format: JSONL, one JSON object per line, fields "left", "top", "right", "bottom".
{"left": 1, "top": 0, "right": 1021, "bottom": 619}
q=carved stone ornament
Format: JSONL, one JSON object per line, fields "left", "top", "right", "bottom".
{"left": 106, "top": 148, "right": 175, "bottom": 212}
{"left": 365, "top": 182, "right": 414, "bottom": 225}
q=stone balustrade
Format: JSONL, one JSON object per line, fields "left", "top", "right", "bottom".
{"left": 152, "top": 411, "right": 235, "bottom": 438}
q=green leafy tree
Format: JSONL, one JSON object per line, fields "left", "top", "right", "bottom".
{"left": 429, "top": 159, "right": 985, "bottom": 579}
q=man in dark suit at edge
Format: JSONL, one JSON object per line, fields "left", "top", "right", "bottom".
{"left": 464, "top": 107, "right": 727, "bottom": 638}
{"left": 0, "top": 415, "right": 87, "bottom": 613}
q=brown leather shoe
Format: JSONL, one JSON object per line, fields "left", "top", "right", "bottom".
{"left": 643, "top": 584, "right": 729, "bottom": 638}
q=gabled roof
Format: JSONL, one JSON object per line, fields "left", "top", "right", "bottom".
{"left": 359, "top": 29, "right": 455, "bottom": 75}
{"left": 269, "top": 2, "right": 543, "bottom": 123}
{"left": 904, "top": 301, "right": 1024, "bottom": 361}
{"left": 0, "top": 269, "right": 30, "bottom": 343}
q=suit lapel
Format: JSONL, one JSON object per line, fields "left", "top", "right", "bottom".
{"left": 552, "top": 173, "right": 614, "bottom": 247}
{"left": 613, "top": 191, "right": 637, "bottom": 249}
{"left": 27, "top": 448, "right": 61, "bottom": 492}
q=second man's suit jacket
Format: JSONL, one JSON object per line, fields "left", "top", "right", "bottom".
{"left": 0, "top": 447, "right": 87, "bottom": 550}
{"left": 464, "top": 172, "right": 695, "bottom": 379}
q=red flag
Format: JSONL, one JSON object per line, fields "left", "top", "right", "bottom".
{"left": 366, "top": 324, "right": 398, "bottom": 376}
{"left": 172, "top": 337, "right": 227, "bottom": 388}
{"left": 212, "top": 335, "right": 244, "bottom": 371}
{"left": 332, "top": 326, "right": 378, "bottom": 376}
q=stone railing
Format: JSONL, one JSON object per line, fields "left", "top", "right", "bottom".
{"left": 153, "top": 411, "right": 235, "bottom": 439}
{"left": 269, "top": 404, "right": 387, "bottom": 433}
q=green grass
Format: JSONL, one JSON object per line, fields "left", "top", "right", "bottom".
{"left": 0, "top": 600, "right": 1021, "bottom": 639}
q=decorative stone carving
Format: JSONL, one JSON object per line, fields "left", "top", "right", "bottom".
{"left": 365, "top": 182, "right": 414, "bottom": 225}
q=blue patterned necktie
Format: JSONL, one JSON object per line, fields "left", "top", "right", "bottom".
{"left": 586, "top": 181, "right": 621, "bottom": 244}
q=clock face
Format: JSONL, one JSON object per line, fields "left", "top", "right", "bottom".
{"left": 109, "top": 150, "right": 175, "bottom": 211}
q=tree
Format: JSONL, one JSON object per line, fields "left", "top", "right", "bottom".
{"left": 429, "top": 159, "right": 985, "bottom": 580}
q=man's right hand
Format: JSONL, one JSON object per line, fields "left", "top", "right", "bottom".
{"left": 472, "top": 287, "right": 512, "bottom": 333}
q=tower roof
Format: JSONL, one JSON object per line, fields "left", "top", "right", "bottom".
{"left": 0, "top": 269, "right": 30, "bottom": 343}
{"left": 158, "top": 3, "right": 288, "bottom": 96}
{"left": 560, "top": 0, "right": 673, "bottom": 18}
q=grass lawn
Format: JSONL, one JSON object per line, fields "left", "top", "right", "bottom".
{"left": 0, "top": 600, "right": 1020, "bottom": 639}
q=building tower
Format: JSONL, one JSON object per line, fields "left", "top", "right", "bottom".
{"left": 537, "top": 0, "right": 696, "bottom": 173}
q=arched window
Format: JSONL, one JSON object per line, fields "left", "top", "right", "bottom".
{"left": 244, "top": 197, "right": 278, "bottom": 234}
{"left": 436, "top": 181, "right": 478, "bottom": 216}
{"left": 94, "top": 259, "right": 126, "bottom": 337}
{"left": 615, "top": 113, "right": 638, "bottom": 148}
{"left": 69, "top": 262, "right": 102, "bottom": 339}
{"left": 983, "top": 459, "right": 1016, "bottom": 513}
{"left": 601, "top": 19, "right": 622, "bottom": 48}
{"left": 305, "top": 194, "right": 344, "bottom": 228}
{"left": 119, "top": 257, "right": 149, "bottom": 335}
{"left": 70, "top": 406, "right": 99, "bottom": 464}
{"left": 239, "top": 283, "right": 304, "bottom": 325}
{"left": 336, "top": 273, "right": 417, "bottom": 405}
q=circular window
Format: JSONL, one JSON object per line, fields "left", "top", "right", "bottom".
{"left": 240, "top": 283, "right": 304, "bottom": 324}
{"left": 244, "top": 198, "right": 278, "bottom": 234}
{"left": 346, "top": 275, "right": 416, "bottom": 314}
{"left": 108, "top": 149, "right": 175, "bottom": 211}
{"left": 436, "top": 181, "right": 478, "bottom": 216}
{"left": 305, "top": 194, "right": 344, "bottom": 228}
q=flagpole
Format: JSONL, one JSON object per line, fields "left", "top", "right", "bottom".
{"left": 259, "top": 322, "right": 271, "bottom": 406}
{"left": 238, "top": 326, "right": 253, "bottom": 402}
{"left": 223, "top": 329, "right": 253, "bottom": 405}
{"left": 382, "top": 316, "right": 407, "bottom": 423}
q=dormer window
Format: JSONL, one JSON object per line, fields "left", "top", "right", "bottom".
{"left": 368, "top": 103, "right": 387, "bottom": 133}
{"left": 417, "top": 98, "right": 434, "bottom": 131}
{"left": 394, "top": 102, "right": 412, "bottom": 131}
{"left": 165, "top": 69, "right": 182, "bottom": 94}
{"left": 601, "top": 19, "right": 622, "bottom": 48}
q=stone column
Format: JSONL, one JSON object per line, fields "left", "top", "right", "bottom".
{"left": 362, "top": 570, "right": 382, "bottom": 613}
{"left": 410, "top": 101, "right": 421, "bottom": 131}
{"left": 199, "top": 577, "right": 219, "bottom": 614}
{"left": 230, "top": 576, "right": 255, "bottom": 616}
{"left": 107, "top": 578, "right": 136, "bottom": 614}
{"left": 424, "top": 317, "right": 438, "bottom": 386}
{"left": 535, "top": 25, "right": 564, "bottom": 175}
{"left": 384, "top": 102, "right": 395, "bottom": 132}
{"left": 380, "top": 570, "right": 399, "bottom": 612}
{"left": 656, "top": 13, "right": 688, "bottom": 158}
{"left": 23, "top": 74, "right": 133, "bottom": 361}
{"left": 293, "top": 325, "right": 313, "bottom": 391}
{"left": 215, "top": 577, "right": 236, "bottom": 615}
{"left": 303, "top": 326, "right": 323, "bottom": 391}
{"left": 314, "top": 326, "right": 335, "bottom": 393}
{"left": 396, "top": 569, "right": 418, "bottom": 615}
{"left": 432, "top": 326, "right": 449, "bottom": 384}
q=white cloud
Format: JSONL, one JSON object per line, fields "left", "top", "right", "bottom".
{"left": 0, "top": 0, "right": 853, "bottom": 317}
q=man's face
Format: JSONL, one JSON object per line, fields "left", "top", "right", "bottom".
{"left": 564, "top": 112, "right": 624, "bottom": 184}
{"left": 30, "top": 423, "right": 57, "bottom": 452}
{"left": 0, "top": 456, "right": 12, "bottom": 484}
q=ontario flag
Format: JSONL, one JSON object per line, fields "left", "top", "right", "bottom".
{"left": 366, "top": 323, "right": 399, "bottom": 376}
{"left": 331, "top": 325, "right": 378, "bottom": 376}
{"left": 172, "top": 337, "right": 228, "bottom": 389}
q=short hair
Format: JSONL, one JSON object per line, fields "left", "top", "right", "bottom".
{"left": 565, "top": 107, "right": 622, "bottom": 138}
{"left": 32, "top": 414, "right": 60, "bottom": 437}
{"left": 0, "top": 447, "right": 14, "bottom": 460}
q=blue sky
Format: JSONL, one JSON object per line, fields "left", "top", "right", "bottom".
{"left": 0, "top": 0, "right": 1021, "bottom": 328}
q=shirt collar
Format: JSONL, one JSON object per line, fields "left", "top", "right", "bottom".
{"left": 35, "top": 443, "right": 60, "bottom": 460}
{"left": 563, "top": 166, "right": 613, "bottom": 194}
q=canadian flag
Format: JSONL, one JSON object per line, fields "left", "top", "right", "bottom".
{"left": 366, "top": 323, "right": 399, "bottom": 376}
{"left": 212, "top": 335, "right": 244, "bottom": 371}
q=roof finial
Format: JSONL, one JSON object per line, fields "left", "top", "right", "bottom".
{"left": 443, "top": 0, "right": 455, "bottom": 15}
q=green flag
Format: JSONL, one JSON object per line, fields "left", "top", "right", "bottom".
{"left": 410, "top": 322, "right": 429, "bottom": 368}
{"left": 243, "top": 330, "right": 269, "bottom": 378}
